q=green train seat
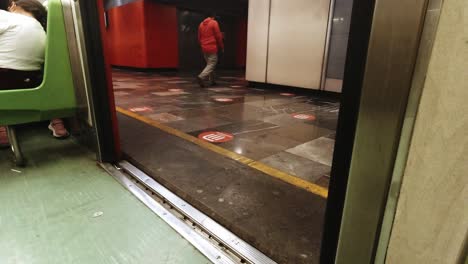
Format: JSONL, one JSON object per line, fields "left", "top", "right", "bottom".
{"left": 0, "top": 0, "right": 77, "bottom": 166}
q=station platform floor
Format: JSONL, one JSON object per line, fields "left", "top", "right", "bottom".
{"left": 113, "top": 68, "right": 339, "bottom": 187}
{"left": 113, "top": 68, "right": 340, "bottom": 263}
{"left": 0, "top": 126, "right": 209, "bottom": 264}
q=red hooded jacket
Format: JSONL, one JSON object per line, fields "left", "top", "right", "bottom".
{"left": 198, "top": 18, "right": 224, "bottom": 54}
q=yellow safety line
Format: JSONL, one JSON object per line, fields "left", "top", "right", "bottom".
{"left": 116, "top": 106, "right": 328, "bottom": 198}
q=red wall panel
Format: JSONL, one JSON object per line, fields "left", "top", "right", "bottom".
{"left": 145, "top": 2, "right": 179, "bottom": 68}
{"left": 105, "top": 0, "right": 178, "bottom": 68}
{"left": 106, "top": 0, "right": 147, "bottom": 68}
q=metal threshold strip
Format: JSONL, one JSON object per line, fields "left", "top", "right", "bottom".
{"left": 101, "top": 161, "right": 276, "bottom": 264}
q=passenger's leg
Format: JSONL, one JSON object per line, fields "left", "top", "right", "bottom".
{"left": 198, "top": 53, "right": 218, "bottom": 87}
{"left": 209, "top": 71, "right": 217, "bottom": 86}
{"left": 0, "top": 69, "right": 42, "bottom": 90}
{"left": 0, "top": 70, "right": 42, "bottom": 147}
{"left": 196, "top": 54, "right": 207, "bottom": 88}
{"left": 0, "top": 70, "right": 54, "bottom": 141}
{"left": 48, "top": 119, "right": 70, "bottom": 139}
{"left": 209, "top": 54, "right": 218, "bottom": 86}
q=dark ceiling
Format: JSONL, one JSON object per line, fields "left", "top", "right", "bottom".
{"left": 105, "top": 0, "right": 248, "bottom": 16}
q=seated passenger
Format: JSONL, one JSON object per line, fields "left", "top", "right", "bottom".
{"left": 0, "top": 0, "right": 69, "bottom": 148}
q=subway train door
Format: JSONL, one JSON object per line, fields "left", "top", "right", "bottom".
{"left": 75, "top": 0, "right": 441, "bottom": 263}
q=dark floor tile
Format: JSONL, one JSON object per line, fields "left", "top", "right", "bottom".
{"left": 245, "top": 98, "right": 295, "bottom": 108}
{"left": 287, "top": 137, "right": 336, "bottom": 166}
{"left": 272, "top": 123, "right": 333, "bottom": 144}
{"left": 147, "top": 113, "right": 185, "bottom": 123}
{"left": 315, "top": 176, "right": 330, "bottom": 189}
{"left": 168, "top": 116, "right": 233, "bottom": 133}
{"left": 268, "top": 102, "right": 320, "bottom": 114}
{"left": 243, "top": 94, "right": 273, "bottom": 103}
{"left": 325, "top": 132, "right": 336, "bottom": 139}
{"left": 151, "top": 91, "right": 191, "bottom": 97}
{"left": 116, "top": 99, "right": 157, "bottom": 109}
{"left": 214, "top": 104, "right": 279, "bottom": 122}
{"left": 146, "top": 98, "right": 184, "bottom": 105}
{"left": 210, "top": 95, "right": 246, "bottom": 104}
{"left": 112, "top": 87, "right": 136, "bottom": 92}
{"left": 307, "top": 112, "right": 339, "bottom": 130}
{"left": 148, "top": 105, "right": 185, "bottom": 114}
{"left": 207, "top": 87, "right": 237, "bottom": 93}
{"left": 191, "top": 120, "right": 280, "bottom": 135}
{"left": 260, "top": 152, "right": 331, "bottom": 183}
{"left": 166, "top": 80, "right": 191, "bottom": 84}
{"left": 264, "top": 113, "right": 314, "bottom": 126}
{"left": 219, "top": 129, "right": 302, "bottom": 160}
{"left": 113, "top": 91, "right": 131, "bottom": 97}
{"left": 168, "top": 107, "right": 226, "bottom": 119}
{"left": 305, "top": 98, "right": 339, "bottom": 107}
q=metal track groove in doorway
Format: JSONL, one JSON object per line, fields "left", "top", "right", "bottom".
{"left": 101, "top": 161, "right": 276, "bottom": 264}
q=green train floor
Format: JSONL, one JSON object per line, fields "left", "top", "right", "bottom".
{"left": 0, "top": 125, "right": 209, "bottom": 264}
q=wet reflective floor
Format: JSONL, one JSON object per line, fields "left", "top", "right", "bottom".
{"left": 113, "top": 68, "right": 339, "bottom": 188}
{"left": 112, "top": 68, "right": 340, "bottom": 263}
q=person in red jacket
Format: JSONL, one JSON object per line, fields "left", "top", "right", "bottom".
{"left": 197, "top": 14, "right": 224, "bottom": 88}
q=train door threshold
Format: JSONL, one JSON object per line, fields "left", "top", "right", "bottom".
{"left": 101, "top": 161, "right": 276, "bottom": 264}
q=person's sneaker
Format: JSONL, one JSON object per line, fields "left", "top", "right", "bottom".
{"left": 48, "top": 119, "right": 70, "bottom": 139}
{"left": 0, "top": 126, "right": 9, "bottom": 148}
{"left": 196, "top": 76, "right": 206, "bottom": 88}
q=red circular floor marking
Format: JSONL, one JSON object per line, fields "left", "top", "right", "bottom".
{"left": 198, "top": 131, "right": 234, "bottom": 143}
{"left": 292, "top": 113, "right": 316, "bottom": 121}
{"left": 280, "top": 93, "right": 295, "bottom": 96}
{"left": 215, "top": 98, "right": 234, "bottom": 103}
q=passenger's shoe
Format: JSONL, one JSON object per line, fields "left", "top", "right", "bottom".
{"left": 0, "top": 126, "right": 9, "bottom": 148}
{"left": 209, "top": 74, "right": 216, "bottom": 86}
{"left": 196, "top": 76, "right": 206, "bottom": 88}
{"left": 48, "top": 119, "right": 70, "bottom": 139}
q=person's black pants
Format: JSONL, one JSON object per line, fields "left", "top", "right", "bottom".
{"left": 0, "top": 68, "right": 43, "bottom": 90}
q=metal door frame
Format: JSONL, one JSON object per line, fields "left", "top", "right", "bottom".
{"left": 328, "top": 0, "right": 438, "bottom": 263}
{"left": 319, "top": 0, "right": 377, "bottom": 261}
{"left": 78, "top": 0, "right": 121, "bottom": 162}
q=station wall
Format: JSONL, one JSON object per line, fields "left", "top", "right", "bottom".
{"left": 144, "top": 3, "right": 179, "bottom": 69}
{"left": 246, "top": 0, "right": 331, "bottom": 90}
{"left": 245, "top": 0, "right": 270, "bottom": 82}
{"left": 105, "top": 0, "right": 178, "bottom": 69}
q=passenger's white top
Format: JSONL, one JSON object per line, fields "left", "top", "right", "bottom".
{"left": 0, "top": 10, "right": 46, "bottom": 71}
